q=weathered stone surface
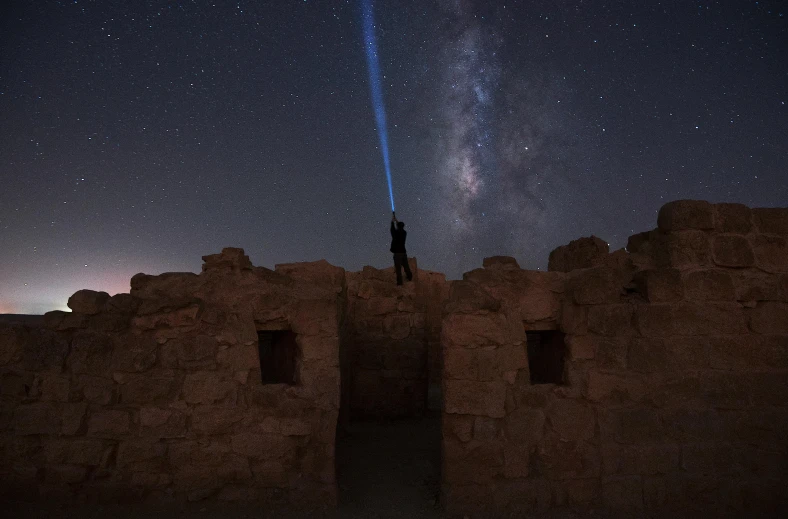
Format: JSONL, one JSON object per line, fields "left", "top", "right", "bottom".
{"left": 442, "top": 314, "right": 512, "bottom": 347}
{"left": 714, "top": 203, "right": 752, "bottom": 234}
{"left": 444, "top": 281, "right": 500, "bottom": 314}
{"left": 567, "top": 267, "right": 621, "bottom": 304}
{"left": 14, "top": 403, "right": 61, "bottom": 435}
{"left": 602, "top": 444, "right": 679, "bottom": 475}
{"left": 67, "top": 289, "right": 110, "bottom": 314}
{"left": 748, "top": 302, "right": 788, "bottom": 334}
{"left": 546, "top": 399, "right": 594, "bottom": 441}
{"left": 444, "top": 379, "right": 506, "bottom": 417}
{"left": 588, "top": 304, "right": 634, "bottom": 336}
{"left": 732, "top": 270, "right": 784, "bottom": 302}
{"left": 70, "top": 331, "right": 114, "bottom": 375}
{"left": 483, "top": 256, "right": 520, "bottom": 270}
{"left": 671, "top": 302, "right": 747, "bottom": 336}
{"left": 598, "top": 408, "right": 664, "bottom": 444}
{"left": 751, "top": 234, "right": 788, "bottom": 272}
{"left": 182, "top": 372, "right": 235, "bottom": 404}
{"left": 683, "top": 269, "right": 735, "bottom": 301}
{"left": 548, "top": 235, "right": 609, "bottom": 272}
{"left": 140, "top": 407, "right": 187, "bottom": 438}
{"left": 602, "top": 476, "right": 643, "bottom": 511}
{"left": 118, "top": 374, "right": 173, "bottom": 404}
{"left": 202, "top": 247, "right": 253, "bottom": 272}
{"left": 633, "top": 269, "right": 683, "bottom": 303}
{"left": 111, "top": 334, "right": 157, "bottom": 372}
{"left": 654, "top": 230, "right": 712, "bottom": 268}
{"left": 566, "top": 335, "right": 596, "bottom": 360}
{"left": 61, "top": 402, "right": 87, "bottom": 435}
{"left": 216, "top": 343, "right": 259, "bottom": 370}
{"left": 45, "top": 439, "right": 107, "bottom": 466}
{"left": 712, "top": 234, "right": 755, "bottom": 267}
{"left": 88, "top": 410, "right": 130, "bottom": 438}
{"left": 596, "top": 337, "right": 629, "bottom": 370}
{"left": 752, "top": 207, "right": 788, "bottom": 234}
{"left": 657, "top": 200, "right": 714, "bottom": 231}
{"left": 587, "top": 372, "right": 645, "bottom": 406}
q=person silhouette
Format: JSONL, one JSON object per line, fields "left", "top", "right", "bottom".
{"left": 390, "top": 212, "right": 413, "bottom": 286}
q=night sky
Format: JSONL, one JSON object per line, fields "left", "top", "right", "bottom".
{"left": 1, "top": 1, "right": 786, "bottom": 314}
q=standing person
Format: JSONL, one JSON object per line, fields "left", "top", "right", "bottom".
{"left": 390, "top": 212, "right": 413, "bottom": 286}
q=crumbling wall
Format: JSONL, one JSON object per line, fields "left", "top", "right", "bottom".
{"left": 344, "top": 259, "right": 449, "bottom": 418}
{"left": 441, "top": 201, "right": 788, "bottom": 517}
{"left": 0, "top": 248, "right": 343, "bottom": 510}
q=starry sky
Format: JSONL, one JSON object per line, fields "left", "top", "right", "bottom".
{"left": 1, "top": 1, "right": 786, "bottom": 314}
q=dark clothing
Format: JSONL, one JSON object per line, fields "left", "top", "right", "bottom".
{"left": 393, "top": 253, "right": 413, "bottom": 285}
{"left": 390, "top": 222, "right": 407, "bottom": 253}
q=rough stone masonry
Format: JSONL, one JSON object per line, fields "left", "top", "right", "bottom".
{"left": 1, "top": 200, "right": 787, "bottom": 518}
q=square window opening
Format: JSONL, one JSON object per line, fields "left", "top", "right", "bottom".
{"left": 258, "top": 330, "right": 298, "bottom": 385}
{"left": 526, "top": 330, "right": 565, "bottom": 384}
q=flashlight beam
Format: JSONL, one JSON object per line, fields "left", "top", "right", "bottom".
{"left": 361, "top": 0, "right": 395, "bottom": 212}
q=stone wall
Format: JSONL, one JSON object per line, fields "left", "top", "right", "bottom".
{"left": 345, "top": 259, "right": 449, "bottom": 418}
{"left": 0, "top": 249, "right": 342, "bottom": 510}
{"left": 441, "top": 201, "right": 788, "bottom": 517}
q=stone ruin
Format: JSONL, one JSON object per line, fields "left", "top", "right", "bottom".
{"left": 0, "top": 200, "right": 786, "bottom": 517}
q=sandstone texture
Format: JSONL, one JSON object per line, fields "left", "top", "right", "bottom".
{"left": 2, "top": 201, "right": 787, "bottom": 518}
{"left": 441, "top": 200, "right": 788, "bottom": 518}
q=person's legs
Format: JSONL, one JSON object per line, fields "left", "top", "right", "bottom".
{"left": 393, "top": 254, "right": 404, "bottom": 285}
{"left": 403, "top": 255, "right": 413, "bottom": 281}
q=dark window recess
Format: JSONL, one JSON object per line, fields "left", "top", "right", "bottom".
{"left": 526, "top": 331, "right": 566, "bottom": 384}
{"left": 257, "top": 330, "right": 298, "bottom": 385}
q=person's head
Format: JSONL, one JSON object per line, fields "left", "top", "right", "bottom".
{"left": 397, "top": 221, "right": 405, "bottom": 230}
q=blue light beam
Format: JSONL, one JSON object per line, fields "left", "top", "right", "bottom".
{"left": 361, "top": 0, "right": 395, "bottom": 212}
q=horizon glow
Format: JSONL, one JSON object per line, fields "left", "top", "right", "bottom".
{"left": 361, "top": 0, "right": 396, "bottom": 212}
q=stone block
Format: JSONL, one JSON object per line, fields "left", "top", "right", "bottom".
{"left": 602, "top": 444, "right": 680, "bottom": 475}
{"left": 443, "top": 414, "right": 474, "bottom": 442}
{"left": 110, "top": 334, "right": 157, "bottom": 372}
{"left": 35, "top": 373, "right": 71, "bottom": 402}
{"left": 61, "top": 402, "right": 87, "bottom": 435}
{"left": 67, "top": 289, "right": 110, "bottom": 314}
{"left": 683, "top": 269, "right": 735, "bottom": 301}
{"left": 298, "top": 335, "right": 338, "bottom": 362}
{"left": 443, "top": 440, "right": 504, "bottom": 484}
{"left": 634, "top": 269, "right": 683, "bottom": 303}
{"left": 119, "top": 374, "right": 173, "bottom": 404}
{"left": 748, "top": 302, "right": 788, "bottom": 334}
{"left": 714, "top": 203, "right": 752, "bottom": 234}
{"left": 602, "top": 476, "right": 644, "bottom": 511}
{"left": 534, "top": 431, "right": 601, "bottom": 479}
{"left": 140, "top": 407, "right": 187, "bottom": 438}
{"left": 566, "top": 335, "right": 596, "bottom": 360}
{"left": 503, "top": 443, "right": 531, "bottom": 478}
{"left": 483, "top": 256, "right": 520, "bottom": 269}
{"left": 567, "top": 267, "right": 621, "bottom": 304}
{"left": 45, "top": 464, "right": 88, "bottom": 484}
{"left": 559, "top": 303, "right": 587, "bottom": 335}
{"left": 472, "top": 416, "right": 500, "bottom": 441}
{"left": 442, "top": 313, "right": 511, "bottom": 348}
{"left": 191, "top": 406, "right": 245, "bottom": 434}
{"left": 201, "top": 247, "right": 253, "bottom": 271}
{"left": 672, "top": 302, "right": 747, "bottom": 336}
{"left": 732, "top": 270, "right": 783, "bottom": 302}
{"left": 680, "top": 443, "right": 737, "bottom": 474}
{"left": 182, "top": 371, "right": 235, "bottom": 404}
{"left": 216, "top": 343, "right": 260, "bottom": 370}
{"left": 657, "top": 200, "right": 714, "bottom": 231}
{"left": 88, "top": 410, "right": 130, "bottom": 438}
{"left": 117, "top": 440, "right": 167, "bottom": 466}
{"left": 654, "top": 230, "right": 711, "bottom": 268}
{"left": 444, "top": 281, "right": 501, "bottom": 314}
{"left": 69, "top": 331, "right": 114, "bottom": 375}
{"left": 587, "top": 304, "right": 634, "bottom": 336}
{"left": 749, "top": 372, "right": 788, "bottom": 406}
{"left": 546, "top": 399, "right": 594, "bottom": 441}
{"left": 598, "top": 408, "right": 664, "bottom": 444}
{"left": 492, "top": 478, "right": 552, "bottom": 515}
{"left": 383, "top": 314, "right": 410, "bottom": 339}
{"left": 712, "top": 234, "right": 755, "bottom": 267}
{"left": 14, "top": 403, "right": 60, "bottom": 435}
{"left": 627, "top": 337, "right": 668, "bottom": 372}
{"left": 504, "top": 408, "right": 545, "bottom": 444}
{"left": 45, "top": 439, "right": 107, "bottom": 466}
{"left": 78, "top": 375, "right": 115, "bottom": 404}
{"left": 751, "top": 234, "right": 788, "bottom": 272}
{"left": 596, "top": 337, "right": 629, "bottom": 370}
{"left": 661, "top": 409, "right": 733, "bottom": 442}
{"left": 698, "top": 372, "right": 750, "bottom": 409}
{"left": 752, "top": 207, "right": 788, "bottom": 234}
{"left": 443, "top": 379, "right": 506, "bottom": 417}
{"left": 230, "top": 433, "right": 296, "bottom": 460}
{"left": 587, "top": 372, "right": 645, "bottom": 406}
{"left": 548, "top": 235, "right": 609, "bottom": 272}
